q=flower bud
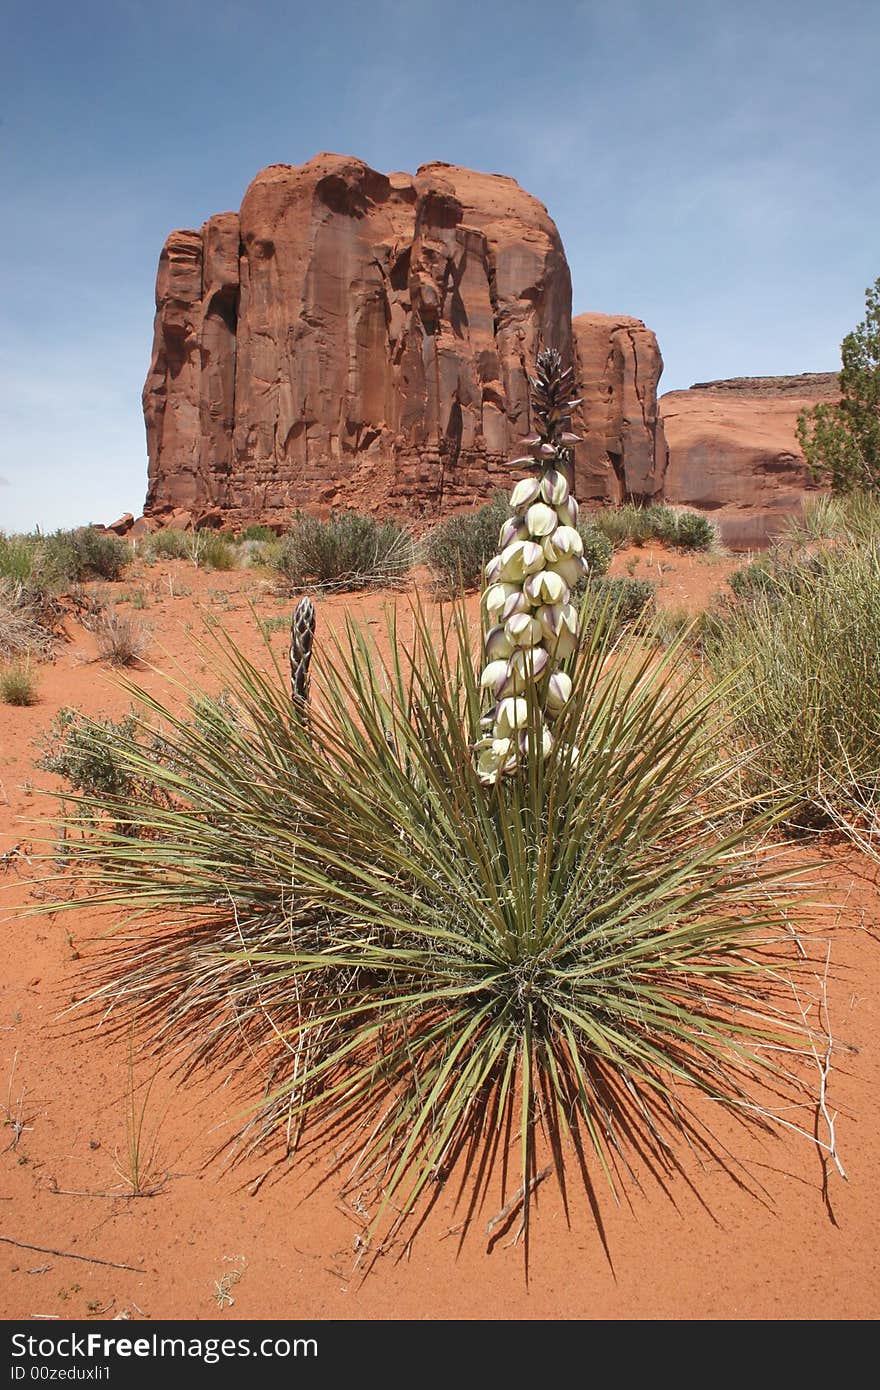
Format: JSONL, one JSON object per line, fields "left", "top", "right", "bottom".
{"left": 508, "top": 644, "right": 549, "bottom": 683}
{"left": 484, "top": 553, "right": 504, "bottom": 584}
{"left": 545, "top": 671, "right": 573, "bottom": 716}
{"left": 525, "top": 502, "right": 558, "bottom": 538}
{"left": 518, "top": 724, "right": 553, "bottom": 758}
{"left": 510, "top": 477, "right": 541, "bottom": 510}
{"left": 484, "top": 582, "right": 520, "bottom": 617}
{"left": 556, "top": 496, "right": 579, "bottom": 527}
{"left": 495, "top": 697, "right": 529, "bottom": 737}
{"left": 484, "top": 624, "right": 514, "bottom": 661}
{"left": 480, "top": 659, "right": 511, "bottom": 693}
{"left": 546, "top": 554, "right": 586, "bottom": 589}
{"left": 540, "top": 470, "right": 569, "bottom": 507}
{"left": 499, "top": 538, "right": 545, "bottom": 581}
{"left": 498, "top": 516, "right": 527, "bottom": 550}
{"left": 545, "top": 525, "right": 583, "bottom": 558}
{"left": 524, "top": 569, "right": 569, "bottom": 606}
{"left": 501, "top": 589, "right": 531, "bottom": 621}
{"left": 476, "top": 736, "right": 519, "bottom": 785}
{"left": 505, "top": 612, "right": 543, "bottom": 647}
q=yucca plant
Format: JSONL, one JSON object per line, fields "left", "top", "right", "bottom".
{"left": 44, "top": 587, "right": 810, "bottom": 1253}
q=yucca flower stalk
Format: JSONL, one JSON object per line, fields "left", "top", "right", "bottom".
{"left": 289, "top": 595, "right": 316, "bottom": 713}
{"left": 476, "top": 348, "right": 586, "bottom": 785}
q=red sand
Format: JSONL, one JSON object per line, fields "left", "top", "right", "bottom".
{"left": 1, "top": 553, "right": 877, "bottom": 1321}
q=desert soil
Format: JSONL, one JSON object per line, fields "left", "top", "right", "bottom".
{"left": 0, "top": 549, "right": 877, "bottom": 1321}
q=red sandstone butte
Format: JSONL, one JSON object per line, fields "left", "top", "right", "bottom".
{"left": 660, "top": 373, "right": 839, "bottom": 548}
{"left": 143, "top": 154, "right": 584, "bottom": 526}
{"left": 572, "top": 312, "right": 667, "bottom": 504}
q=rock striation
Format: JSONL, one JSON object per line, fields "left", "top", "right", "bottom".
{"left": 143, "top": 154, "right": 577, "bottom": 526}
{"left": 660, "top": 373, "right": 839, "bottom": 548}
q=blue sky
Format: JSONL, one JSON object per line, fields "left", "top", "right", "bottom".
{"left": 1, "top": 0, "right": 878, "bottom": 531}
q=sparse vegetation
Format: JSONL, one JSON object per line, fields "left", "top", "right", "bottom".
{"left": 424, "top": 494, "right": 511, "bottom": 590}
{"left": 272, "top": 511, "right": 415, "bottom": 591}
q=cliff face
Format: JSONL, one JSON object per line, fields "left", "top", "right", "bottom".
{"left": 660, "top": 373, "right": 839, "bottom": 548}
{"left": 571, "top": 313, "right": 667, "bottom": 504}
{"left": 143, "top": 154, "right": 577, "bottom": 525}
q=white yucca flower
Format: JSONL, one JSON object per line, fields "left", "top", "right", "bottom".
{"left": 475, "top": 348, "right": 583, "bottom": 785}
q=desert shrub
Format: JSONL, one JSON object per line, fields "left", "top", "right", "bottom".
{"left": 0, "top": 534, "right": 42, "bottom": 585}
{"left": 41, "top": 527, "right": 131, "bottom": 583}
{"left": 0, "top": 661, "right": 38, "bottom": 706}
{"left": 235, "top": 524, "right": 277, "bottom": 544}
{"left": 189, "top": 531, "right": 236, "bottom": 572}
{"left": 780, "top": 489, "right": 880, "bottom": 549}
{"left": 38, "top": 708, "right": 143, "bottom": 800}
{"left": 48, "top": 594, "right": 808, "bottom": 1248}
{"left": 578, "top": 523, "right": 613, "bottom": 576}
{"left": 591, "top": 504, "right": 717, "bottom": 552}
{"left": 708, "top": 537, "right": 880, "bottom": 834}
{"left": 141, "top": 529, "right": 191, "bottom": 562}
{"left": 237, "top": 538, "right": 280, "bottom": 569}
{"left": 95, "top": 610, "right": 151, "bottom": 666}
{"left": 582, "top": 576, "right": 655, "bottom": 631}
{"left": 0, "top": 579, "right": 58, "bottom": 658}
{"left": 424, "top": 495, "right": 510, "bottom": 591}
{"left": 674, "top": 510, "right": 718, "bottom": 551}
{"left": 273, "top": 511, "right": 415, "bottom": 591}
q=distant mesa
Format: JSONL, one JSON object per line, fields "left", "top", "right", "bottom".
{"left": 139, "top": 152, "right": 835, "bottom": 548}
{"left": 661, "top": 373, "right": 838, "bottom": 549}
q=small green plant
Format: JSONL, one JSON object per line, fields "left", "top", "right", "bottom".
{"left": 141, "top": 529, "right": 191, "bottom": 562}
{"left": 113, "top": 1029, "right": 165, "bottom": 1196}
{"left": 236, "top": 524, "right": 277, "bottom": 543}
{"left": 273, "top": 511, "right": 415, "bottom": 591}
{"left": 674, "top": 510, "right": 718, "bottom": 551}
{"left": 0, "top": 661, "right": 39, "bottom": 706}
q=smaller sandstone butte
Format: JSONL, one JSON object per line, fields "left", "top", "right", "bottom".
{"left": 143, "top": 154, "right": 575, "bottom": 527}
{"left": 572, "top": 313, "right": 667, "bottom": 504}
{"left": 661, "top": 373, "right": 839, "bottom": 548}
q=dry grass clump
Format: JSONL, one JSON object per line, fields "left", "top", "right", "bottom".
{"left": 272, "top": 511, "right": 415, "bottom": 591}
{"left": 95, "top": 610, "right": 151, "bottom": 667}
{"left": 0, "top": 660, "right": 39, "bottom": 705}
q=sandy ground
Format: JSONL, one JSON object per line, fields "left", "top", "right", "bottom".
{"left": 0, "top": 550, "right": 878, "bottom": 1321}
